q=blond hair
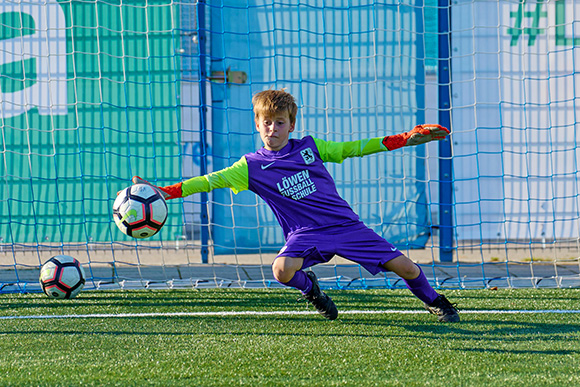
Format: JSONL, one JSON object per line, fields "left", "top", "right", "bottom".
{"left": 252, "top": 89, "right": 298, "bottom": 124}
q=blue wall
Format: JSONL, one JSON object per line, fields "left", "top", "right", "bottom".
{"left": 208, "top": 1, "right": 428, "bottom": 254}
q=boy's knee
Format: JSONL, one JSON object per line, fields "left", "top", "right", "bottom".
{"left": 382, "top": 255, "right": 420, "bottom": 280}
{"left": 272, "top": 256, "right": 301, "bottom": 283}
{"left": 399, "top": 262, "right": 420, "bottom": 279}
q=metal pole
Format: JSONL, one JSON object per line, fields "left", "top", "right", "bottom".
{"left": 196, "top": 0, "right": 209, "bottom": 263}
{"left": 438, "top": 0, "right": 454, "bottom": 262}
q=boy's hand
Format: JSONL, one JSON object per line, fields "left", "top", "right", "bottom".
{"left": 382, "top": 124, "right": 450, "bottom": 151}
{"left": 131, "top": 176, "right": 182, "bottom": 200}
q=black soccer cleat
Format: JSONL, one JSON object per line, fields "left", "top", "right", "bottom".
{"left": 302, "top": 271, "right": 338, "bottom": 320}
{"left": 425, "top": 294, "right": 460, "bottom": 323}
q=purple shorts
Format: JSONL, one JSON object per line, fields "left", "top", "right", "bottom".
{"left": 276, "top": 221, "right": 403, "bottom": 275}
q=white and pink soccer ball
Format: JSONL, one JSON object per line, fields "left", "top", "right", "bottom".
{"left": 39, "top": 255, "right": 85, "bottom": 299}
{"left": 113, "top": 184, "right": 168, "bottom": 239}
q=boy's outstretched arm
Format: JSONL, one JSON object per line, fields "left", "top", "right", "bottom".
{"left": 131, "top": 157, "right": 249, "bottom": 200}
{"left": 382, "top": 124, "right": 450, "bottom": 151}
{"left": 314, "top": 124, "right": 450, "bottom": 163}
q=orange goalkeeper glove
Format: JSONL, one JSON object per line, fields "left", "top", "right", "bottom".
{"left": 382, "top": 124, "right": 450, "bottom": 151}
{"left": 131, "top": 176, "right": 182, "bottom": 200}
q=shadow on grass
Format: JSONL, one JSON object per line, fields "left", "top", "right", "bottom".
{"left": 461, "top": 347, "right": 580, "bottom": 355}
{"left": 0, "top": 288, "right": 418, "bottom": 314}
{"left": 2, "top": 311, "right": 580, "bottom": 346}
{"left": 0, "top": 289, "right": 305, "bottom": 311}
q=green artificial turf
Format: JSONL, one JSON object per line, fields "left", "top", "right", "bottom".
{"left": 1, "top": 289, "right": 579, "bottom": 386}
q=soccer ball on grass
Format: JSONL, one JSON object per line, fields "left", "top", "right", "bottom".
{"left": 39, "top": 255, "right": 86, "bottom": 299}
{"left": 113, "top": 183, "right": 168, "bottom": 239}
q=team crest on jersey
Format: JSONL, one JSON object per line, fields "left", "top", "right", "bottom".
{"left": 300, "top": 148, "right": 315, "bottom": 165}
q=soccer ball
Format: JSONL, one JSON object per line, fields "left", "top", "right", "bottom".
{"left": 113, "top": 183, "right": 168, "bottom": 239}
{"left": 39, "top": 255, "right": 86, "bottom": 299}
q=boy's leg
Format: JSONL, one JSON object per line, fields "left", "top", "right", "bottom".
{"left": 272, "top": 256, "right": 338, "bottom": 320}
{"left": 272, "top": 256, "right": 312, "bottom": 294}
{"left": 382, "top": 255, "right": 439, "bottom": 304}
{"left": 382, "top": 255, "right": 459, "bottom": 323}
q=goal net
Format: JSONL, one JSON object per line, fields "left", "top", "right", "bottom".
{"left": 1, "top": 0, "right": 579, "bottom": 293}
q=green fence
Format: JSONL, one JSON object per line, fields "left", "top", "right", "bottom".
{"left": 1, "top": 0, "right": 181, "bottom": 244}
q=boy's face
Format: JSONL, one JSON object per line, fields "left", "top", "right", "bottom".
{"left": 255, "top": 111, "right": 295, "bottom": 151}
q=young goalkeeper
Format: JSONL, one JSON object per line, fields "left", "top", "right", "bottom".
{"left": 135, "top": 89, "right": 459, "bottom": 322}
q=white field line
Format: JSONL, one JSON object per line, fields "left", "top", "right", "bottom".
{"left": 1, "top": 309, "right": 580, "bottom": 320}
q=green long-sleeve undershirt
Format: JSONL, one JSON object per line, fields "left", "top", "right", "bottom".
{"left": 180, "top": 136, "right": 387, "bottom": 197}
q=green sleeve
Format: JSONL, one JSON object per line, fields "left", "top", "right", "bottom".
{"left": 181, "top": 156, "right": 249, "bottom": 196}
{"left": 313, "top": 137, "right": 387, "bottom": 163}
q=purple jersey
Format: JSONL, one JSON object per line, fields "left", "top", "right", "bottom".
{"left": 245, "top": 136, "right": 360, "bottom": 239}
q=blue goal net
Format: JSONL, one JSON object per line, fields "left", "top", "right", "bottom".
{"left": 1, "top": 0, "right": 580, "bottom": 293}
